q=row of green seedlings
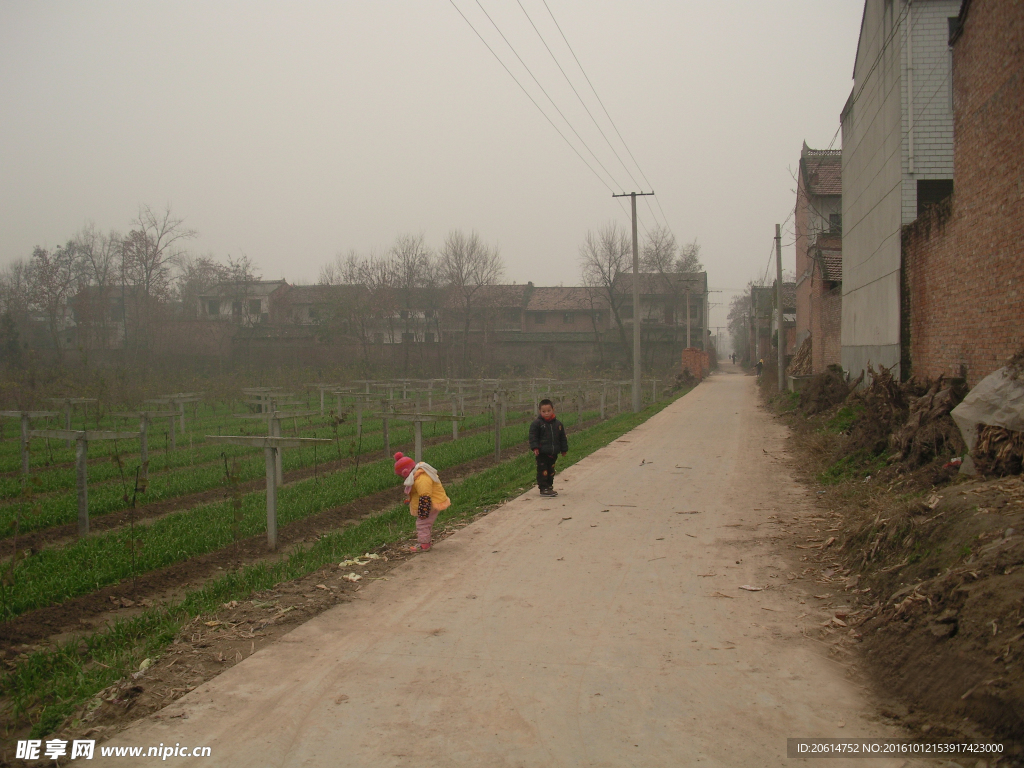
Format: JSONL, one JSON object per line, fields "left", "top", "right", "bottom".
{"left": 0, "top": 385, "right": 546, "bottom": 496}
{"left": 0, "top": 407, "right": 533, "bottom": 539}
{"left": 1, "top": 396, "right": 679, "bottom": 740}
{"left": 0, "top": 407, "right": 600, "bottom": 620}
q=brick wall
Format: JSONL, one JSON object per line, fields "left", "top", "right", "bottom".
{"left": 902, "top": 0, "right": 1024, "bottom": 387}
{"left": 821, "top": 287, "right": 842, "bottom": 370}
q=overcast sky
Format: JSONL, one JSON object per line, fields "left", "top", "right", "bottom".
{"left": 0, "top": 1, "right": 863, "bottom": 336}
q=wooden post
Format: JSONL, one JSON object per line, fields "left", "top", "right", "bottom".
{"left": 168, "top": 414, "right": 177, "bottom": 452}
{"left": 20, "top": 413, "right": 29, "bottom": 477}
{"left": 76, "top": 437, "right": 88, "bottom": 536}
{"left": 140, "top": 415, "right": 149, "bottom": 480}
{"left": 652, "top": 379, "right": 658, "bottom": 403}
{"left": 414, "top": 420, "right": 423, "bottom": 464}
{"left": 271, "top": 417, "right": 283, "bottom": 486}
{"left": 356, "top": 398, "right": 363, "bottom": 438}
{"left": 65, "top": 403, "right": 72, "bottom": 448}
{"left": 493, "top": 403, "right": 501, "bottom": 461}
{"left": 207, "top": 434, "right": 330, "bottom": 551}
{"left": 264, "top": 446, "right": 278, "bottom": 550}
{"left": 452, "top": 397, "right": 459, "bottom": 439}
{"left": 600, "top": 384, "right": 606, "bottom": 420}
{"left": 33, "top": 428, "right": 138, "bottom": 537}
{"left": 382, "top": 415, "right": 390, "bottom": 456}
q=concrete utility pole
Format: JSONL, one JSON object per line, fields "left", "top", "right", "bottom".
{"left": 776, "top": 223, "right": 786, "bottom": 392}
{"left": 612, "top": 190, "right": 654, "bottom": 413}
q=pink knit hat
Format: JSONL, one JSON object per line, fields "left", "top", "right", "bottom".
{"left": 393, "top": 452, "right": 415, "bottom": 478}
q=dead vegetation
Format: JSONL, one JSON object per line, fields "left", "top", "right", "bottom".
{"left": 777, "top": 362, "right": 1024, "bottom": 758}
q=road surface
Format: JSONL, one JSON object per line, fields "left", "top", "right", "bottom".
{"left": 95, "top": 366, "right": 912, "bottom": 767}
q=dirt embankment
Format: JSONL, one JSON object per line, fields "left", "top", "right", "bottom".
{"left": 774, "top": 363, "right": 1024, "bottom": 761}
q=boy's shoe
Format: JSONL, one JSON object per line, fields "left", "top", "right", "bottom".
{"left": 409, "top": 543, "right": 431, "bottom": 553}
{"left": 539, "top": 488, "right": 558, "bottom": 497}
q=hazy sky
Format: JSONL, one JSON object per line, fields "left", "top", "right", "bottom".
{"left": 0, "top": 1, "right": 863, "bottom": 334}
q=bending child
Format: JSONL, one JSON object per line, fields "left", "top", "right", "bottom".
{"left": 394, "top": 452, "right": 450, "bottom": 553}
{"left": 528, "top": 398, "right": 569, "bottom": 497}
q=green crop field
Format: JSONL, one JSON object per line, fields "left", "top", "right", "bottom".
{"left": 0, "top": 379, "right": 685, "bottom": 740}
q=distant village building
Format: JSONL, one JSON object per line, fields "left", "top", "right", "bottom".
{"left": 794, "top": 143, "right": 843, "bottom": 375}
{"left": 198, "top": 280, "right": 289, "bottom": 326}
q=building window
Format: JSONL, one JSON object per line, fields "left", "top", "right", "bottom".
{"left": 402, "top": 332, "right": 416, "bottom": 343}
{"left": 373, "top": 332, "right": 384, "bottom": 345}
{"left": 534, "top": 312, "right": 546, "bottom": 325}
{"left": 917, "top": 179, "right": 954, "bottom": 217}
{"left": 506, "top": 309, "right": 519, "bottom": 323}
{"left": 563, "top": 313, "right": 574, "bottom": 324}
{"left": 232, "top": 302, "right": 242, "bottom": 316}
{"left": 400, "top": 310, "right": 409, "bottom": 320}
{"left": 424, "top": 331, "right": 435, "bottom": 343}
{"left": 425, "top": 309, "right": 435, "bottom": 319}
{"left": 249, "top": 299, "right": 261, "bottom": 315}
{"left": 207, "top": 300, "right": 219, "bottom": 316}
{"left": 828, "top": 213, "right": 842, "bottom": 234}
{"left": 620, "top": 305, "right": 633, "bottom": 320}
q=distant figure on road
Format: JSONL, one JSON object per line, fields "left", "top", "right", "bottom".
{"left": 529, "top": 399, "right": 569, "bottom": 497}
{"left": 756, "top": 358, "right": 764, "bottom": 377}
{"left": 394, "top": 452, "right": 450, "bottom": 553}
{"left": 731, "top": 353, "right": 736, "bottom": 364}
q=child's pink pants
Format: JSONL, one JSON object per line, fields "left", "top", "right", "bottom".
{"left": 416, "top": 506, "right": 440, "bottom": 546}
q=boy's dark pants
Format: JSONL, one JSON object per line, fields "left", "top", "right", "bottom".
{"left": 536, "top": 453, "right": 557, "bottom": 490}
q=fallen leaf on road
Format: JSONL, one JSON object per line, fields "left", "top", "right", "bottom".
{"left": 738, "top": 585, "right": 764, "bottom": 592}
{"left": 315, "top": 584, "right": 328, "bottom": 590}
{"left": 342, "top": 573, "right": 362, "bottom": 583}
{"left": 204, "top": 620, "right": 222, "bottom": 627}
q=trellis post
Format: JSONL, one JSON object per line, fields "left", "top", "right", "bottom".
{"left": 28, "top": 428, "right": 139, "bottom": 536}
{"left": 206, "top": 435, "right": 331, "bottom": 550}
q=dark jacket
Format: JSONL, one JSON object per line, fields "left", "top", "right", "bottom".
{"left": 529, "top": 416, "right": 569, "bottom": 456}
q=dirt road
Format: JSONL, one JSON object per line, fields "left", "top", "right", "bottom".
{"left": 94, "top": 367, "right": 914, "bottom": 766}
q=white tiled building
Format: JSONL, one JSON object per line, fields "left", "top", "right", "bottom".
{"left": 840, "top": 0, "right": 959, "bottom": 380}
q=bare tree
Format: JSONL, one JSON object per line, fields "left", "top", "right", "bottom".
{"left": 120, "top": 205, "right": 196, "bottom": 356}
{"left": 438, "top": 230, "right": 504, "bottom": 374}
{"left": 390, "top": 233, "right": 432, "bottom": 371}
{"left": 640, "top": 225, "right": 677, "bottom": 274}
{"left": 27, "top": 244, "right": 77, "bottom": 361}
{"left": 676, "top": 239, "right": 703, "bottom": 273}
{"left": 175, "top": 254, "right": 228, "bottom": 319}
{"left": 579, "top": 222, "right": 632, "bottom": 361}
{"left": 72, "top": 224, "right": 122, "bottom": 347}
{"left": 0, "top": 259, "right": 31, "bottom": 367}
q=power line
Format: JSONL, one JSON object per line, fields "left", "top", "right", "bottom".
{"left": 470, "top": 0, "right": 628, "bottom": 193}
{"left": 539, "top": 0, "right": 676, "bottom": 235}
{"left": 514, "top": 0, "right": 645, "bottom": 195}
{"left": 446, "top": 0, "right": 617, "bottom": 195}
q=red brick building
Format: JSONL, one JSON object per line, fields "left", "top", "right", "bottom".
{"left": 901, "top": 0, "right": 1023, "bottom": 387}
{"left": 794, "top": 144, "right": 843, "bottom": 374}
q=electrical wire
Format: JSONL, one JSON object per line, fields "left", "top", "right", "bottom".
{"left": 470, "top": 0, "right": 628, "bottom": 193}
{"left": 446, "top": 0, "right": 617, "bottom": 195}
{"left": 539, "top": 0, "right": 676, "bottom": 235}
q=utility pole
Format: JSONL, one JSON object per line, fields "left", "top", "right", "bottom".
{"left": 775, "top": 223, "right": 785, "bottom": 392}
{"left": 612, "top": 190, "right": 654, "bottom": 412}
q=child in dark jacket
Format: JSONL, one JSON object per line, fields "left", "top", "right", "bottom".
{"left": 528, "top": 399, "right": 568, "bottom": 497}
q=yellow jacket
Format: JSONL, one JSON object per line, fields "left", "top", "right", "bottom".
{"left": 408, "top": 468, "right": 450, "bottom": 517}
